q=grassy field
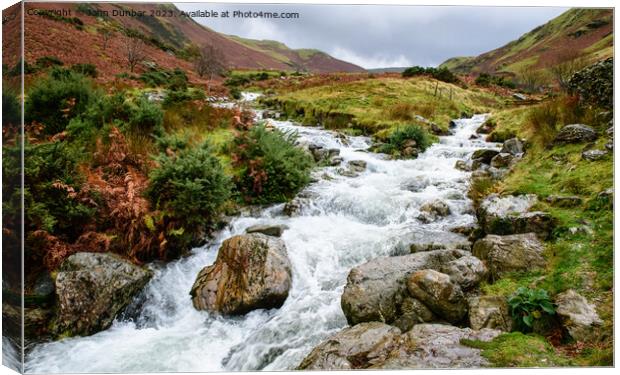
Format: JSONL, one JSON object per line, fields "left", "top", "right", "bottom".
{"left": 264, "top": 76, "right": 506, "bottom": 138}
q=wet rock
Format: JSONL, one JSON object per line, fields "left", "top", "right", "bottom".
{"left": 283, "top": 198, "right": 304, "bottom": 216}
{"left": 261, "top": 110, "right": 280, "bottom": 120}
{"left": 400, "top": 176, "right": 430, "bottom": 192}
{"left": 407, "top": 270, "right": 467, "bottom": 323}
{"left": 309, "top": 145, "right": 340, "bottom": 163}
{"left": 545, "top": 195, "right": 582, "bottom": 208}
{"left": 337, "top": 168, "right": 359, "bottom": 178}
{"left": 476, "top": 120, "right": 496, "bottom": 134}
{"left": 468, "top": 296, "right": 512, "bottom": 332}
{"left": 471, "top": 149, "right": 500, "bottom": 164}
{"left": 419, "top": 199, "right": 451, "bottom": 217}
{"left": 298, "top": 322, "right": 402, "bottom": 370}
{"left": 449, "top": 223, "right": 479, "bottom": 237}
{"left": 392, "top": 297, "right": 437, "bottom": 332}
{"left": 348, "top": 160, "right": 367, "bottom": 172}
{"left": 402, "top": 146, "right": 419, "bottom": 158}
{"left": 190, "top": 233, "right": 292, "bottom": 315}
{"left": 329, "top": 156, "right": 343, "bottom": 166}
{"left": 440, "top": 255, "right": 487, "bottom": 290}
{"left": 430, "top": 123, "right": 450, "bottom": 136}
{"left": 472, "top": 233, "right": 546, "bottom": 279}
{"left": 500, "top": 138, "right": 525, "bottom": 155}
{"left": 395, "top": 230, "right": 470, "bottom": 255}
{"left": 513, "top": 93, "right": 527, "bottom": 101}
{"left": 54, "top": 252, "right": 152, "bottom": 337}
{"left": 341, "top": 249, "right": 471, "bottom": 325}
{"left": 245, "top": 224, "right": 288, "bottom": 237}
{"left": 455, "top": 160, "right": 470, "bottom": 171}
{"left": 555, "top": 290, "right": 602, "bottom": 342}
{"left": 449, "top": 120, "right": 458, "bottom": 129}
{"left": 554, "top": 124, "right": 597, "bottom": 144}
{"left": 478, "top": 194, "right": 555, "bottom": 239}
{"left": 582, "top": 149, "right": 608, "bottom": 161}
{"left": 490, "top": 153, "right": 515, "bottom": 169}
{"left": 374, "top": 324, "right": 502, "bottom": 369}
{"left": 469, "top": 134, "right": 479, "bottom": 140}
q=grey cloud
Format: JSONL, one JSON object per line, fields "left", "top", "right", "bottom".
{"left": 175, "top": 3, "right": 568, "bottom": 68}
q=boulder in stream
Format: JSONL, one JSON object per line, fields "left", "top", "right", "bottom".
{"left": 54, "top": 252, "right": 152, "bottom": 337}
{"left": 245, "top": 224, "right": 288, "bottom": 237}
{"left": 190, "top": 233, "right": 292, "bottom": 315}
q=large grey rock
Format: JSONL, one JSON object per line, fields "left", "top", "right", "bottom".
{"left": 490, "top": 153, "right": 515, "bottom": 168}
{"left": 471, "top": 149, "right": 500, "bottom": 164}
{"left": 554, "top": 124, "right": 597, "bottom": 144}
{"left": 418, "top": 199, "right": 451, "bottom": 223}
{"left": 582, "top": 149, "right": 608, "bottom": 161}
{"left": 348, "top": 160, "right": 367, "bottom": 172}
{"left": 500, "top": 138, "right": 524, "bottom": 155}
{"left": 455, "top": 160, "right": 470, "bottom": 171}
{"left": 407, "top": 270, "right": 467, "bottom": 323}
{"left": 394, "top": 230, "right": 470, "bottom": 254}
{"left": 298, "top": 322, "right": 402, "bottom": 370}
{"left": 190, "top": 233, "right": 292, "bottom": 315}
{"left": 555, "top": 289, "right": 602, "bottom": 342}
{"left": 54, "top": 252, "right": 152, "bottom": 337}
{"left": 468, "top": 296, "right": 513, "bottom": 332}
{"left": 472, "top": 233, "right": 546, "bottom": 279}
{"left": 341, "top": 249, "right": 471, "bottom": 325}
{"left": 245, "top": 224, "right": 287, "bottom": 237}
{"left": 478, "top": 194, "right": 555, "bottom": 239}
{"left": 392, "top": 297, "right": 437, "bottom": 332}
{"left": 440, "top": 255, "right": 487, "bottom": 290}
{"left": 373, "top": 324, "right": 502, "bottom": 369}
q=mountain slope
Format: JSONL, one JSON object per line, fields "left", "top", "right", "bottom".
{"left": 4, "top": 2, "right": 362, "bottom": 82}
{"left": 440, "top": 8, "right": 613, "bottom": 75}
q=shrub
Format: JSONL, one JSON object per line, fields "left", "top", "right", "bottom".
{"left": 126, "top": 97, "right": 164, "bottom": 136}
{"left": 25, "top": 68, "right": 99, "bottom": 134}
{"left": 378, "top": 124, "right": 432, "bottom": 156}
{"left": 2, "top": 88, "right": 21, "bottom": 127}
{"left": 7, "top": 59, "right": 38, "bottom": 76}
{"left": 508, "top": 287, "right": 556, "bottom": 333}
{"left": 35, "top": 56, "right": 64, "bottom": 69}
{"left": 232, "top": 124, "right": 314, "bottom": 203}
{"left": 402, "top": 66, "right": 427, "bottom": 77}
{"left": 146, "top": 142, "right": 232, "bottom": 230}
{"left": 71, "top": 63, "right": 97, "bottom": 78}
{"left": 476, "top": 73, "right": 515, "bottom": 89}
{"left": 402, "top": 66, "right": 459, "bottom": 84}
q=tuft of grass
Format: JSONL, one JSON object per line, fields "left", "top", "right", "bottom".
{"left": 462, "top": 333, "right": 572, "bottom": 367}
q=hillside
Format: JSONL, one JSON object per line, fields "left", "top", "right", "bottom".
{"left": 439, "top": 8, "right": 613, "bottom": 76}
{"left": 2, "top": 2, "right": 362, "bottom": 83}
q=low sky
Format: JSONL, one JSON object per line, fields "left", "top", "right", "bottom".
{"left": 175, "top": 3, "right": 568, "bottom": 69}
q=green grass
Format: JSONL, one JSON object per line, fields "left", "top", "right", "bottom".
{"left": 474, "top": 97, "right": 613, "bottom": 367}
{"left": 462, "top": 333, "right": 572, "bottom": 367}
{"left": 268, "top": 76, "right": 505, "bottom": 137}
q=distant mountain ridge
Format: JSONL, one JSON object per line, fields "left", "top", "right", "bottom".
{"left": 440, "top": 8, "right": 613, "bottom": 76}
{"left": 4, "top": 2, "right": 363, "bottom": 81}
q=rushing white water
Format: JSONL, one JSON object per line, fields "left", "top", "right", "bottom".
{"left": 25, "top": 106, "right": 497, "bottom": 373}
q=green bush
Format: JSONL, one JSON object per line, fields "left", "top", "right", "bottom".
{"left": 508, "top": 287, "right": 556, "bottom": 333}
{"left": 402, "top": 66, "right": 459, "bottom": 84}
{"left": 378, "top": 124, "right": 432, "bottom": 157}
{"left": 475, "top": 73, "right": 516, "bottom": 89}
{"left": 126, "top": 97, "right": 164, "bottom": 136}
{"left": 35, "top": 56, "right": 64, "bottom": 69}
{"left": 25, "top": 68, "right": 99, "bottom": 134}
{"left": 232, "top": 124, "right": 314, "bottom": 203}
{"left": 7, "top": 59, "right": 37, "bottom": 76}
{"left": 71, "top": 63, "right": 97, "bottom": 78}
{"left": 146, "top": 142, "right": 232, "bottom": 230}
{"left": 2, "top": 141, "right": 93, "bottom": 240}
{"left": 2, "top": 88, "right": 21, "bottom": 126}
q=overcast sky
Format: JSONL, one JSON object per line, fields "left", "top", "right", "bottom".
{"left": 175, "top": 3, "right": 568, "bottom": 69}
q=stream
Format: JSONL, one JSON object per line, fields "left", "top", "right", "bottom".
{"left": 24, "top": 98, "right": 496, "bottom": 372}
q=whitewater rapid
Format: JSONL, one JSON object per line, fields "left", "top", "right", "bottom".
{"left": 25, "top": 106, "right": 496, "bottom": 372}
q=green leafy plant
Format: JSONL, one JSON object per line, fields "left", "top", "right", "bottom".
{"left": 231, "top": 124, "right": 314, "bottom": 203}
{"left": 377, "top": 124, "right": 432, "bottom": 157}
{"left": 508, "top": 287, "right": 556, "bottom": 332}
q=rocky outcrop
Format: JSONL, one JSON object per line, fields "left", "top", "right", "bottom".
{"left": 555, "top": 289, "right": 602, "bottom": 342}
{"left": 407, "top": 270, "right": 467, "bottom": 323}
{"left": 54, "top": 252, "right": 152, "bottom": 337}
{"left": 309, "top": 144, "right": 340, "bottom": 164}
{"left": 392, "top": 297, "right": 437, "bottom": 332}
{"left": 582, "top": 149, "right": 608, "bottom": 161}
{"left": 468, "top": 296, "right": 512, "bottom": 332}
{"left": 471, "top": 149, "right": 500, "bottom": 165}
{"left": 568, "top": 57, "right": 612, "bottom": 110}
{"left": 472, "top": 233, "right": 546, "bottom": 280}
{"left": 341, "top": 249, "right": 478, "bottom": 325}
{"left": 500, "top": 138, "right": 524, "bottom": 155}
{"left": 190, "top": 233, "right": 292, "bottom": 315}
{"left": 298, "top": 322, "right": 402, "bottom": 370}
{"left": 554, "top": 124, "right": 597, "bottom": 144}
{"left": 478, "top": 194, "right": 555, "bottom": 239}
{"left": 245, "top": 224, "right": 288, "bottom": 237}
{"left": 374, "top": 324, "right": 502, "bottom": 369}
{"left": 299, "top": 323, "right": 501, "bottom": 370}
{"left": 490, "top": 153, "right": 515, "bottom": 169}
{"left": 441, "top": 255, "right": 487, "bottom": 290}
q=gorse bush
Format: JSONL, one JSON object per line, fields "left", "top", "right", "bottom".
{"left": 146, "top": 142, "right": 232, "bottom": 231}
{"left": 378, "top": 124, "right": 432, "bottom": 157}
{"left": 2, "top": 88, "right": 20, "bottom": 127}
{"left": 232, "top": 124, "right": 314, "bottom": 203}
{"left": 475, "top": 73, "right": 516, "bottom": 89}
{"left": 71, "top": 63, "right": 97, "bottom": 78}
{"left": 126, "top": 96, "right": 164, "bottom": 136}
{"left": 26, "top": 68, "right": 99, "bottom": 134}
{"left": 402, "top": 66, "right": 459, "bottom": 84}
{"left": 508, "top": 287, "right": 556, "bottom": 333}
